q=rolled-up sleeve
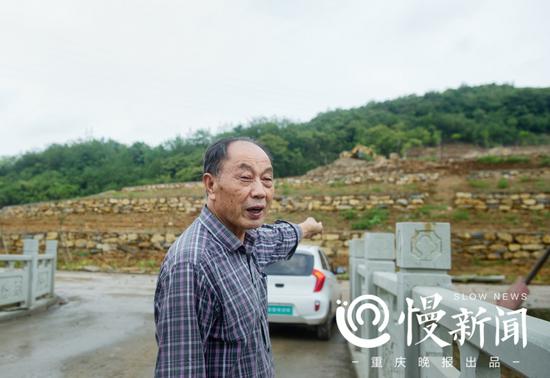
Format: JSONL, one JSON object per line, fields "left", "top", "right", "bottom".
{"left": 154, "top": 262, "right": 216, "bottom": 377}
{"left": 255, "top": 220, "right": 303, "bottom": 267}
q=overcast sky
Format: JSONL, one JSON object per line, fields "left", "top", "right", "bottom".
{"left": 1, "top": 0, "right": 549, "bottom": 156}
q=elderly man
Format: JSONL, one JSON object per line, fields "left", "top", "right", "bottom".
{"left": 154, "top": 137, "right": 323, "bottom": 377}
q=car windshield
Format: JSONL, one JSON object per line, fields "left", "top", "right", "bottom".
{"left": 264, "top": 253, "right": 314, "bottom": 276}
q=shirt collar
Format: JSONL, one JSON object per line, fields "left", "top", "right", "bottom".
{"left": 199, "top": 204, "right": 257, "bottom": 254}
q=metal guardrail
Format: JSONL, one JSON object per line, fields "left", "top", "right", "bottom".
{"left": 0, "top": 239, "right": 57, "bottom": 309}
{"left": 348, "top": 222, "right": 550, "bottom": 378}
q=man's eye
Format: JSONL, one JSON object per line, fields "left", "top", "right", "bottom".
{"left": 240, "top": 176, "right": 252, "bottom": 181}
{"left": 262, "top": 177, "right": 273, "bottom": 181}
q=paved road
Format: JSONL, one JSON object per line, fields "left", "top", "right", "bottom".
{"left": 0, "top": 272, "right": 356, "bottom": 378}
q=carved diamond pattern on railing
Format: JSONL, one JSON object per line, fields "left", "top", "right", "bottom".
{"left": 411, "top": 230, "right": 442, "bottom": 261}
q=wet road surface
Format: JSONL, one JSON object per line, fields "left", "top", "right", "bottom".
{"left": 0, "top": 271, "right": 356, "bottom": 378}
{"left": 271, "top": 323, "right": 356, "bottom": 378}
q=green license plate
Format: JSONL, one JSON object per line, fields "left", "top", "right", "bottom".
{"left": 268, "top": 304, "right": 293, "bottom": 315}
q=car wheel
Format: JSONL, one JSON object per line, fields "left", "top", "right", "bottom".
{"left": 316, "top": 307, "right": 333, "bottom": 341}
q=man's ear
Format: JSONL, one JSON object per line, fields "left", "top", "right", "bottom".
{"left": 203, "top": 173, "right": 216, "bottom": 200}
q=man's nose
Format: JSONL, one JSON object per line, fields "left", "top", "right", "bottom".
{"left": 250, "top": 178, "right": 267, "bottom": 198}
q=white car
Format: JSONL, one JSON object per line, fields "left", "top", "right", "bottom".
{"left": 265, "top": 244, "right": 341, "bottom": 340}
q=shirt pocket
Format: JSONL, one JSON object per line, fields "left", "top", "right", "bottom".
{"left": 221, "top": 273, "right": 260, "bottom": 342}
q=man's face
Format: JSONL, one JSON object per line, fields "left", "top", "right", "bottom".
{"left": 205, "top": 141, "right": 274, "bottom": 239}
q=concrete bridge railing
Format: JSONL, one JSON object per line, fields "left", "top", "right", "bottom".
{"left": 348, "top": 222, "right": 550, "bottom": 378}
{"left": 0, "top": 239, "right": 57, "bottom": 310}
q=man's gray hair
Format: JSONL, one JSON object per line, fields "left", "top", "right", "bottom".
{"left": 203, "top": 137, "right": 272, "bottom": 176}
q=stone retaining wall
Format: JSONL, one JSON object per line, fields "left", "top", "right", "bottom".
{"left": 452, "top": 231, "right": 550, "bottom": 262}
{"left": 2, "top": 229, "right": 548, "bottom": 263}
{"left": 454, "top": 192, "right": 549, "bottom": 211}
{"left": 0, "top": 193, "right": 429, "bottom": 218}
{"left": 0, "top": 230, "right": 362, "bottom": 259}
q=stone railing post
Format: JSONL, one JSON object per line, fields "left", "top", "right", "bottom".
{"left": 23, "top": 239, "right": 39, "bottom": 308}
{"left": 395, "top": 222, "right": 453, "bottom": 378}
{"left": 45, "top": 240, "right": 58, "bottom": 296}
{"left": 349, "top": 238, "right": 365, "bottom": 304}
{"left": 364, "top": 232, "right": 395, "bottom": 378}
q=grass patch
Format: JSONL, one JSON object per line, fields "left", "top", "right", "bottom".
{"left": 329, "top": 179, "right": 346, "bottom": 188}
{"left": 94, "top": 186, "right": 204, "bottom": 199}
{"left": 370, "top": 185, "right": 383, "bottom": 193}
{"left": 539, "top": 155, "right": 550, "bottom": 167}
{"left": 470, "top": 255, "right": 483, "bottom": 267}
{"left": 470, "top": 256, "right": 509, "bottom": 268}
{"left": 351, "top": 207, "right": 389, "bottom": 230}
{"left": 137, "top": 259, "right": 160, "bottom": 270}
{"left": 465, "top": 174, "right": 549, "bottom": 193}
{"left": 336, "top": 272, "right": 349, "bottom": 281}
{"left": 467, "top": 179, "right": 490, "bottom": 189}
{"left": 340, "top": 209, "right": 358, "bottom": 220}
{"left": 534, "top": 179, "right": 549, "bottom": 191}
{"left": 531, "top": 210, "right": 550, "bottom": 224}
{"left": 58, "top": 258, "right": 98, "bottom": 271}
{"left": 476, "top": 155, "right": 531, "bottom": 164}
{"left": 397, "top": 203, "right": 449, "bottom": 222}
{"left": 504, "top": 213, "right": 521, "bottom": 226}
{"left": 278, "top": 182, "right": 294, "bottom": 196}
{"left": 417, "top": 155, "right": 438, "bottom": 162}
{"left": 451, "top": 209, "right": 470, "bottom": 221}
{"left": 416, "top": 204, "right": 448, "bottom": 217}
{"left": 402, "top": 183, "right": 420, "bottom": 192}
{"left": 496, "top": 178, "right": 509, "bottom": 189}
{"left": 519, "top": 175, "right": 533, "bottom": 183}
{"left": 275, "top": 182, "right": 424, "bottom": 197}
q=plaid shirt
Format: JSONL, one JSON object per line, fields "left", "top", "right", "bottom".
{"left": 154, "top": 205, "right": 302, "bottom": 377}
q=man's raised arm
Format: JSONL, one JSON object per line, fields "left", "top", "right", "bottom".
{"left": 255, "top": 217, "right": 323, "bottom": 266}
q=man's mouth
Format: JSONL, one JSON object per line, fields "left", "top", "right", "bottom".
{"left": 246, "top": 205, "right": 265, "bottom": 219}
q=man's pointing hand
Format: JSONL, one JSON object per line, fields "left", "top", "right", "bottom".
{"left": 299, "top": 217, "right": 323, "bottom": 239}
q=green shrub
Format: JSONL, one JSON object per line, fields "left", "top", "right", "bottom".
{"left": 329, "top": 180, "right": 346, "bottom": 188}
{"left": 535, "top": 179, "right": 549, "bottom": 191}
{"left": 402, "top": 183, "right": 419, "bottom": 192}
{"left": 519, "top": 175, "right": 533, "bottom": 183}
{"left": 467, "top": 179, "right": 489, "bottom": 189}
{"left": 279, "top": 182, "right": 293, "bottom": 196}
{"left": 351, "top": 207, "right": 389, "bottom": 230}
{"left": 340, "top": 209, "right": 358, "bottom": 220}
{"left": 137, "top": 259, "right": 159, "bottom": 269}
{"left": 451, "top": 209, "right": 470, "bottom": 221}
{"left": 415, "top": 204, "right": 448, "bottom": 218}
{"left": 497, "top": 178, "right": 509, "bottom": 189}
{"left": 476, "top": 155, "right": 530, "bottom": 164}
{"left": 370, "top": 186, "right": 382, "bottom": 193}
{"left": 504, "top": 214, "right": 520, "bottom": 225}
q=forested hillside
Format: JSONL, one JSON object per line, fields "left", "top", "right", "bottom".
{"left": 1, "top": 84, "right": 549, "bottom": 207}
